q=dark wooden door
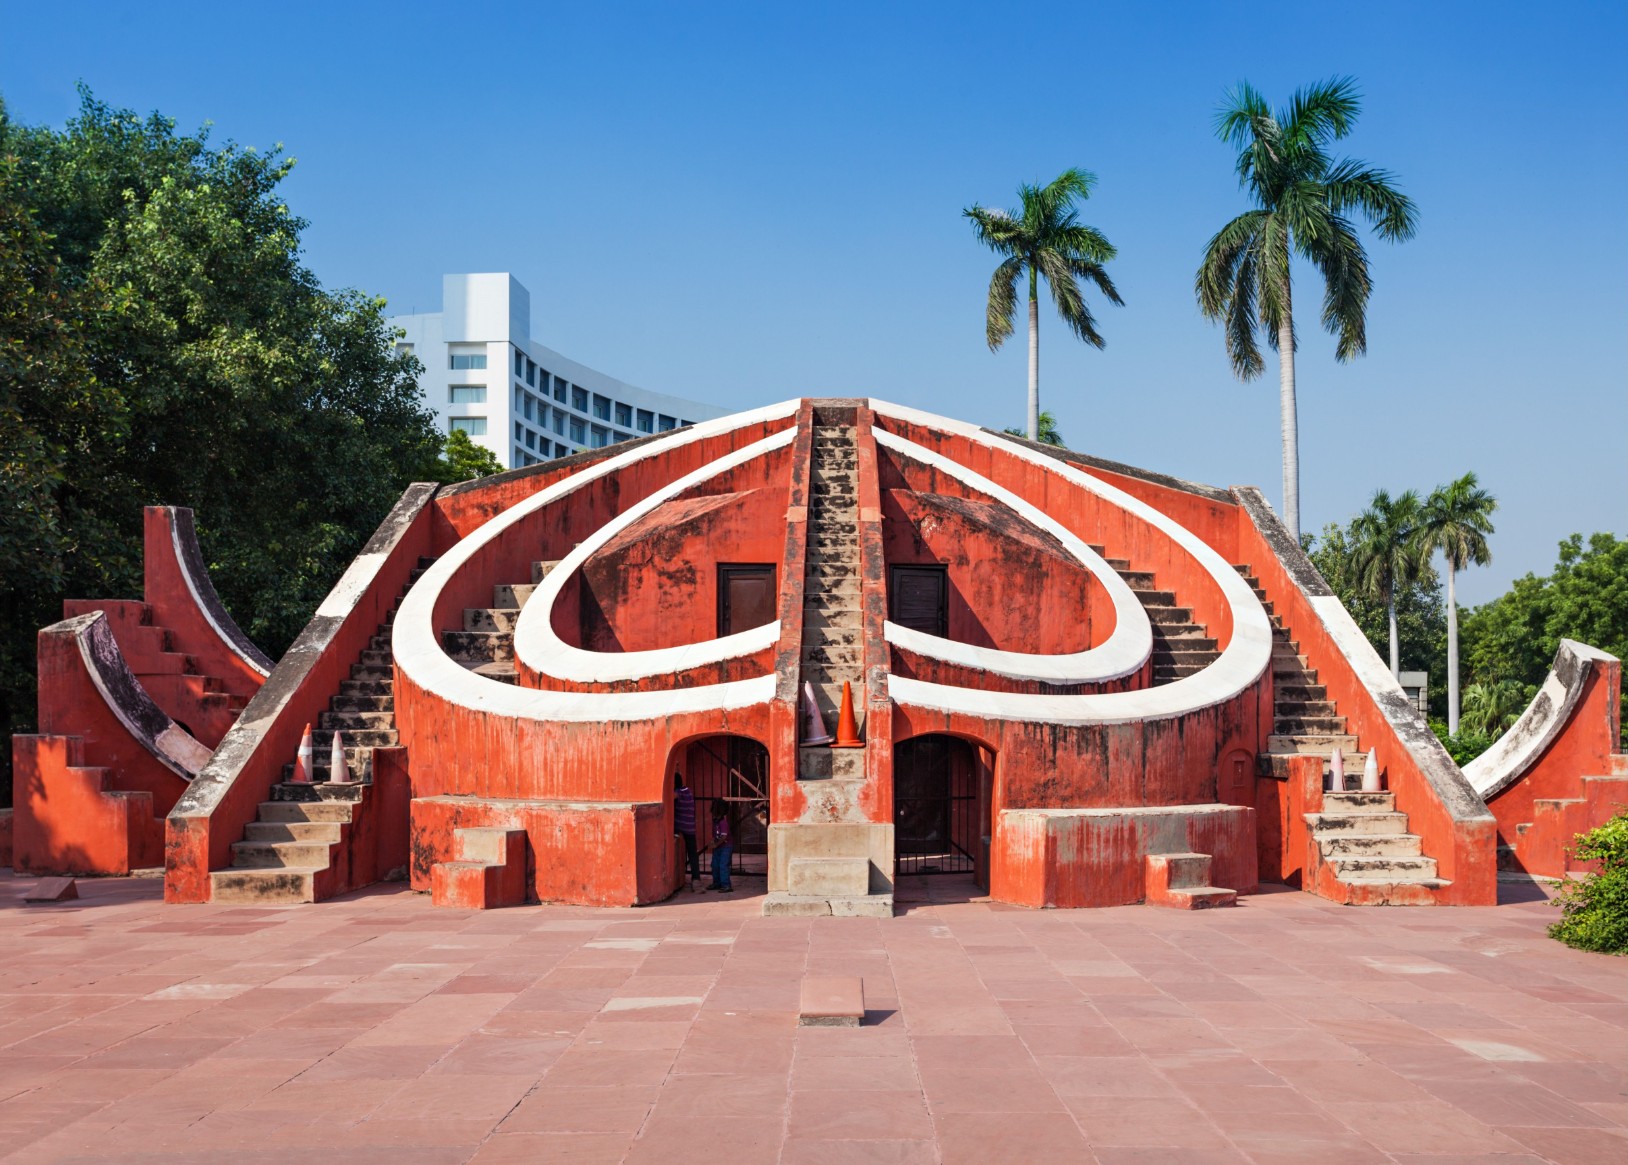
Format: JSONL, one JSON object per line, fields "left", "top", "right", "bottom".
{"left": 718, "top": 565, "right": 777, "bottom": 636}
{"left": 890, "top": 565, "right": 947, "bottom": 637}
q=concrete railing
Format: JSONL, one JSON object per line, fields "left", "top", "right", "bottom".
{"left": 870, "top": 399, "right": 1272, "bottom": 725}
{"left": 1232, "top": 486, "right": 1497, "bottom": 904}
{"left": 164, "top": 482, "right": 441, "bottom": 903}
{"left": 146, "top": 506, "right": 273, "bottom": 691}
{"left": 1465, "top": 639, "right": 1621, "bottom": 801}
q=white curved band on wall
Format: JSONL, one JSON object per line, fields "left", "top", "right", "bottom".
{"left": 514, "top": 428, "right": 795, "bottom": 684}
{"left": 1463, "top": 639, "right": 1619, "bottom": 801}
{"left": 868, "top": 398, "right": 1272, "bottom": 726}
{"left": 874, "top": 428, "right": 1151, "bottom": 683}
{"left": 169, "top": 519, "right": 272, "bottom": 678}
{"left": 394, "top": 400, "right": 801, "bottom": 722}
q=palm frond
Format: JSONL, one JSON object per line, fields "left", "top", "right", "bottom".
{"left": 962, "top": 204, "right": 1023, "bottom": 254}
{"left": 1281, "top": 76, "right": 1361, "bottom": 147}
{"left": 1324, "top": 159, "right": 1419, "bottom": 241}
{"left": 1195, "top": 210, "right": 1267, "bottom": 318}
{"left": 1418, "top": 473, "right": 1498, "bottom": 571}
{"left": 1225, "top": 241, "right": 1265, "bottom": 379}
{"left": 1307, "top": 215, "right": 1372, "bottom": 361}
{"left": 1256, "top": 216, "right": 1293, "bottom": 343}
{"left": 985, "top": 255, "right": 1023, "bottom": 350}
{"left": 1050, "top": 222, "right": 1117, "bottom": 265}
{"left": 1037, "top": 249, "right": 1102, "bottom": 348}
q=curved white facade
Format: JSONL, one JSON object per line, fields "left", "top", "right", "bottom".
{"left": 388, "top": 273, "right": 728, "bottom": 470}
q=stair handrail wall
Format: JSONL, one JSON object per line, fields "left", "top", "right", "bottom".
{"left": 1463, "top": 639, "right": 1621, "bottom": 802}
{"left": 164, "top": 482, "right": 441, "bottom": 903}
{"left": 768, "top": 401, "right": 816, "bottom": 828}
{"left": 1231, "top": 485, "right": 1497, "bottom": 904}
{"left": 854, "top": 405, "right": 895, "bottom": 818}
{"left": 147, "top": 506, "right": 274, "bottom": 690}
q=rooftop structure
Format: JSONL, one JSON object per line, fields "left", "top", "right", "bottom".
{"left": 388, "top": 273, "right": 728, "bottom": 470}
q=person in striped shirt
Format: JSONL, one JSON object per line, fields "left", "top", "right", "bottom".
{"left": 673, "top": 771, "right": 700, "bottom": 892}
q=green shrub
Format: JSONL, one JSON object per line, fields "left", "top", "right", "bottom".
{"left": 1549, "top": 813, "right": 1628, "bottom": 955}
{"left": 1429, "top": 720, "right": 1497, "bottom": 766}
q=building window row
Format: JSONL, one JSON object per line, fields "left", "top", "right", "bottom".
{"left": 449, "top": 353, "right": 487, "bottom": 370}
{"left": 450, "top": 417, "right": 487, "bottom": 436}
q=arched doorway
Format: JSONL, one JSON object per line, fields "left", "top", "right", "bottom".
{"left": 893, "top": 734, "right": 988, "bottom": 881}
{"left": 682, "top": 735, "right": 770, "bottom": 877}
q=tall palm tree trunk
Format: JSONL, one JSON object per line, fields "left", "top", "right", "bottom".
{"left": 1027, "top": 281, "right": 1040, "bottom": 443}
{"left": 1387, "top": 594, "right": 1400, "bottom": 678}
{"left": 1446, "top": 563, "right": 1460, "bottom": 736}
{"left": 1277, "top": 313, "right": 1300, "bottom": 540}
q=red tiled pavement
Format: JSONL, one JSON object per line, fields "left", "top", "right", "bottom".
{"left": 0, "top": 873, "right": 1623, "bottom": 1165}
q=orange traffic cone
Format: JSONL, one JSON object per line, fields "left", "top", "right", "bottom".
{"left": 329, "top": 730, "right": 346, "bottom": 784}
{"left": 834, "top": 681, "right": 862, "bottom": 747}
{"left": 292, "top": 722, "right": 314, "bottom": 783}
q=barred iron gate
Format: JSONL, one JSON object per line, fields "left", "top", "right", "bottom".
{"left": 686, "top": 736, "right": 769, "bottom": 876}
{"left": 893, "top": 735, "right": 978, "bottom": 875}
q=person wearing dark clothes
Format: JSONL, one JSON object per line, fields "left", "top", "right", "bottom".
{"left": 709, "top": 798, "right": 733, "bottom": 893}
{"left": 673, "top": 771, "right": 700, "bottom": 891}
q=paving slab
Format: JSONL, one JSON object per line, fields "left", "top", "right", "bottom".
{"left": 0, "top": 871, "right": 1621, "bottom": 1164}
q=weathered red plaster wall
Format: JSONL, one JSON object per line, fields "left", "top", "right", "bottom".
{"left": 1485, "top": 657, "right": 1625, "bottom": 877}
{"left": 13, "top": 735, "right": 161, "bottom": 875}
{"left": 579, "top": 484, "right": 790, "bottom": 653}
{"left": 879, "top": 486, "right": 1098, "bottom": 654}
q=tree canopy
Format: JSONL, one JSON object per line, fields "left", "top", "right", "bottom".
{"left": 0, "top": 88, "right": 455, "bottom": 799}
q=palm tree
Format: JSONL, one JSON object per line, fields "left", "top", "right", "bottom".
{"left": 1002, "top": 411, "right": 1066, "bottom": 447}
{"left": 1349, "top": 488, "right": 1424, "bottom": 678}
{"left": 1196, "top": 78, "right": 1417, "bottom": 540}
{"left": 1417, "top": 472, "right": 1497, "bottom": 736}
{"left": 965, "top": 169, "right": 1122, "bottom": 442}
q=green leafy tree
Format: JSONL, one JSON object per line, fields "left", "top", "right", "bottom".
{"left": 1460, "top": 679, "right": 1532, "bottom": 737}
{"left": 436, "top": 428, "right": 504, "bottom": 481}
{"left": 1306, "top": 520, "right": 1446, "bottom": 690}
{"left": 1549, "top": 812, "right": 1628, "bottom": 955}
{"left": 1196, "top": 78, "right": 1417, "bottom": 540}
{"left": 0, "top": 88, "right": 444, "bottom": 800}
{"left": 1460, "top": 532, "right": 1628, "bottom": 743}
{"left": 1002, "top": 410, "right": 1065, "bottom": 447}
{"left": 965, "top": 169, "right": 1122, "bottom": 443}
{"left": 1348, "top": 488, "right": 1425, "bottom": 677}
{"left": 1417, "top": 472, "right": 1497, "bottom": 736}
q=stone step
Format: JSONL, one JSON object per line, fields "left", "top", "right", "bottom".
{"left": 531, "top": 560, "right": 562, "bottom": 584}
{"left": 493, "top": 583, "right": 536, "bottom": 609}
{"left": 798, "top": 746, "right": 864, "bottom": 780}
{"left": 805, "top": 559, "right": 857, "bottom": 577}
{"left": 1268, "top": 734, "right": 1359, "bottom": 755}
{"left": 1324, "top": 790, "right": 1397, "bottom": 812}
{"left": 1258, "top": 752, "right": 1368, "bottom": 779}
{"left": 1133, "top": 589, "right": 1177, "bottom": 606}
{"left": 309, "top": 727, "right": 397, "bottom": 749}
{"left": 808, "top": 532, "right": 858, "bottom": 549}
{"left": 330, "top": 693, "right": 393, "bottom": 713}
{"left": 1328, "top": 855, "right": 1440, "bottom": 880}
{"left": 803, "top": 644, "right": 863, "bottom": 667}
{"left": 209, "top": 868, "right": 318, "bottom": 905}
{"left": 350, "top": 663, "right": 393, "bottom": 681}
{"left": 1274, "top": 716, "right": 1348, "bottom": 735}
{"left": 1153, "top": 664, "right": 1206, "bottom": 680}
{"left": 256, "top": 800, "right": 355, "bottom": 824}
{"left": 1117, "top": 570, "right": 1156, "bottom": 589}
{"left": 1155, "top": 633, "right": 1217, "bottom": 650}
{"left": 230, "top": 839, "right": 334, "bottom": 869}
{"left": 1320, "top": 833, "right": 1422, "bottom": 858}
{"left": 803, "top": 607, "right": 863, "bottom": 631}
{"left": 1152, "top": 649, "right": 1219, "bottom": 665}
{"left": 805, "top": 578, "right": 860, "bottom": 596}
{"left": 1311, "top": 811, "right": 1410, "bottom": 837}
{"left": 359, "top": 649, "right": 391, "bottom": 667}
{"left": 442, "top": 630, "right": 512, "bottom": 661}
{"left": 1276, "top": 699, "right": 1336, "bottom": 717}
{"left": 1276, "top": 683, "right": 1329, "bottom": 702}
{"left": 244, "top": 820, "right": 343, "bottom": 844}
{"left": 465, "top": 607, "right": 519, "bottom": 633}
{"left": 462, "top": 660, "right": 518, "bottom": 684}
{"left": 272, "top": 776, "right": 368, "bottom": 801}
{"left": 803, "top": 625, "right": 860, "bottom": 648}
{"left": 1146, "top": 607, "right": 1196, "bottom": 626}
{"left": 1103, "top": 557, "right": 1131, "bottom": 571}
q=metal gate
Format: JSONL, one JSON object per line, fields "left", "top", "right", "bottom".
{"left": 893, "top": 735, "right": 978, "bottom": 875}
{"left": 686, "top": 736, "right": 769, "bottom": 876}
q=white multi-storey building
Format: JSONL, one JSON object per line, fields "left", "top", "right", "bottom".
{"left": 388, "top": 273, "right": 727, "bottom": 470}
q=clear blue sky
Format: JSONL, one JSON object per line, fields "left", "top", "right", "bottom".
{"left": 4, "top": 1, "right": 1623, "bottom": 604}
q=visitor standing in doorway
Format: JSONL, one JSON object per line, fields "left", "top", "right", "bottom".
{"left": 709, "top": 799, "right": 734, "bottom": 893}
{"left": 673, "top": 772, "right": 700, "bottom": 891}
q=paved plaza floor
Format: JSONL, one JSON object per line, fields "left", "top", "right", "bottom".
{"left": 0, "top": 872, "right": 1622, "bottom": 1165}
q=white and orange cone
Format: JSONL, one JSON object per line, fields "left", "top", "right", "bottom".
{"left": 292, "top": 722, "right": 314, "bottom": 784}
{"left": 329, "top": 730, "right": 346, "bottom": 784}
{"left": 801, "top": 681, "right": 833, "bottom": 745}
{"left": 1361, "top": 749, "right": 1381, "bottom": 793}
{"left": 1329, "top": 746, "right": 1345, "bottom": 793}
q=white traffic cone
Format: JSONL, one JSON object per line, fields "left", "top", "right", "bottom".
{"left": 802, "top": 681, "right": 834, "bottom": 745}
{"left": 330, "top": 729, "right": 346, "bottom": 784}
{"left": 1361, "top": 749, "right": 1381, "bottom": 793}
{"left": 292, "top": 722, "right": 314, "bottom": 784}
{"left": 1329, "top": 746, "right": 1344, "bottom": 793}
